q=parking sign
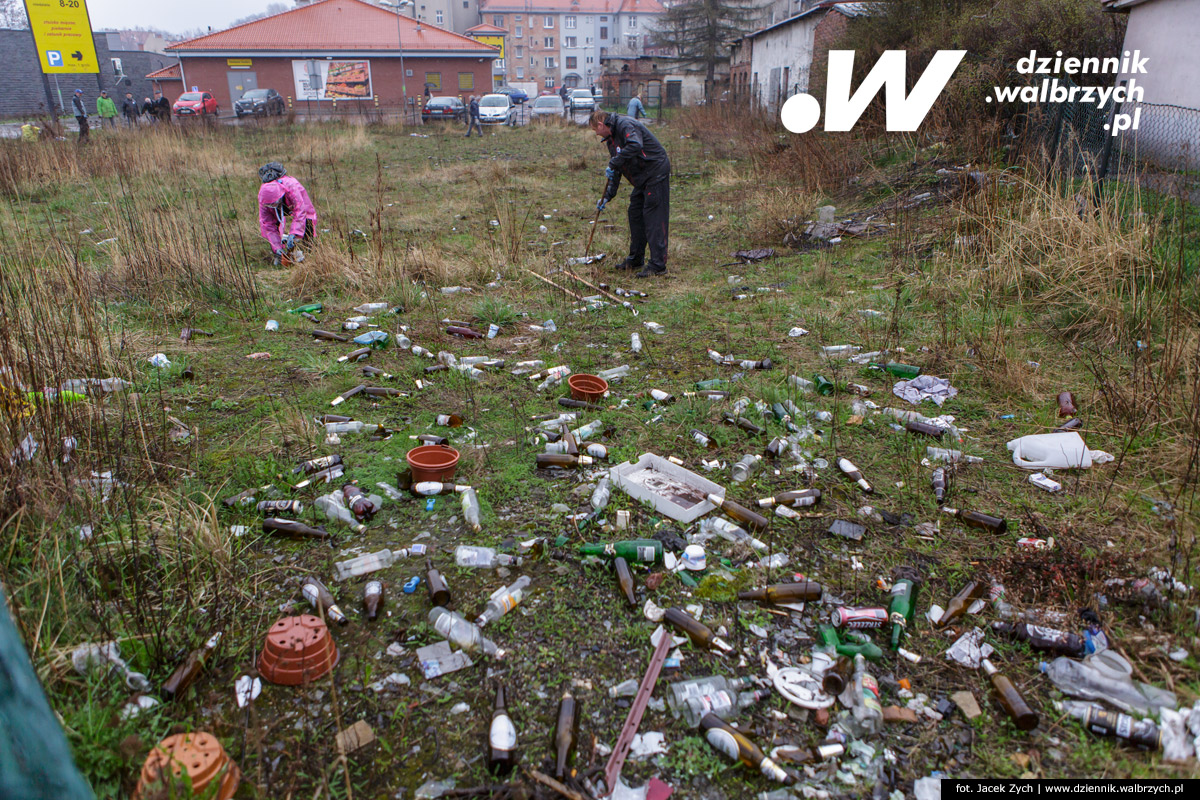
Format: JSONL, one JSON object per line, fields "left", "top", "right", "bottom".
{"left": 24, "top": 0, "right": 100, "bottom": 74}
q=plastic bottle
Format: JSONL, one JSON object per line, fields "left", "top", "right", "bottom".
{"left": 315, "top": 493, "right": 367, "bottom": 533}
{"left": 477, "top": 576, "right": 532, "bottom": 626}
{"left": 429, "top": 606, "right": 503, "bottom": 657}
{"left": 591, "top": 476, "right": 611, "bottom": 511}
{"left": 455, "top": 546, "right": 523, "bottom": 568}
{"left": 598, "top": 365, "right": 630, "bottom": 381}
{"left": 1006, "top": 432, "right": 1093, "bottom": 470}
{"left": 461, "top": 488, "right": 482, "bottom": 533}
{"left": 631, "top": 333, "right": 643, "bottom": 353}
{"left": 731, "top": 454, "right": 763, "bottom": 483}
{"left": 1039, "top": 655, "right": 1176, "bottom": 714}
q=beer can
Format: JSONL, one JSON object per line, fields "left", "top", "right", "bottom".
{"left": 829, "top": 606, "right": 888, "bottom": 629}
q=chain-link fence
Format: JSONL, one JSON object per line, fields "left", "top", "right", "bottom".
{"left": 1028, "top": 76, "right": 1200, "bottom": 201}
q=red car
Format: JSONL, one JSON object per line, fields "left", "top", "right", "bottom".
{"left": 173, "top": 91, "right": 219, "bottom": 118}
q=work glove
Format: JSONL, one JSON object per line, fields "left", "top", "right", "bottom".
{"left": 284, "top": 233, "right": 296, "bottom": 251}
{"left": 596, "top": 197, "right": 607, "bottom": 212}
{"left": 605, "top": 166, "right": 616, "bottom": 181}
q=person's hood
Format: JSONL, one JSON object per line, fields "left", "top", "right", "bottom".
{"left": 259, "top": 182, "right": 285, "bottom": 206}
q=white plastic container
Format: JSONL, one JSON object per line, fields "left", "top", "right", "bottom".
{"left": 1006, "top": 432, "right": 1092, "bottom": 470}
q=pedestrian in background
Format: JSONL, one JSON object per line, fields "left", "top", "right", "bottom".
{"left": 152, "top": 91, "right": 171, "bottom": 123}
{"left": 627, "top": 92, "right": 645, "bottom": 120}
{"left": 20, "top": 121, "right": 40, "bottom": 142}
{"left": 71, "top": 89, "right": 89, "bottom": 143}
{"left": 96, "top": 90, "right": 118, "bottom": 129}
{"left": 121, "top": 92, "right": 140, "bottom": 127}
{"left": 464, "top": 95, "right": 482, "bottom": 137}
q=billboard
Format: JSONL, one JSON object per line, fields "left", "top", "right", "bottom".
{"left": 292, "top": 59, "right": 373, "bottom": 101}
{"left": 24, "top": 0, "right": 100, "bottom": 74}
{"left": 475, "top": 35, "right": 504, "bottom": 60}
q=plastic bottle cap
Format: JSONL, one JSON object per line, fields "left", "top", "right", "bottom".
{"left": 681, "top": 545, "right": 707, "bottom": 571}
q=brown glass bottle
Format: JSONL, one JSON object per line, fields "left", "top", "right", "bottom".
{"left": 414, "top": 434, "right": 449, "bottom": 446}
{"left": 553, "top": 687, "right": 581, "bottom": 780}
{"left": 1056, "top": 417, "right": 1083, "bottom": 432}
{"left": 294, "top": 465, "right": 345, "bottom": 489}
{"left": 837, "top": 458, "right": 873, "bottom": 493}
{"left": 262, "top": 518, "right": 330, "bottom": 539}
{"left": 982, "top": 659, "right": 1038, "bottom": 730}
{"left": 931, "top": 468, "right": 947, "bottom": 504}
{"left": 161, "top": 632, "right": 222, "bottom": 701}
{"left": 690, "top": 429, "right": 719, "bottom": 450}
{"left": 426, "top": 557, "right": 452, "bottom": 606}
{"left": 821, "top": 656, "right": 853, "bottom": 696}
{"left": 648, "top": 388, "right": 677, "bottom": 404}
{"left": 331, "top": 384, "right": 366, "bottom": 405}
{"left": 363, "top": 387, "right": 404, "bottom": 398}
{"left": 776, "top": 742, "right": 845, "bottom": 765}
{"left": 614, "top": 556, "right": 637, "bottom": 608}
{"left": 941, "top": 507, "right": 1007, "bottom": 534}
{"left": 558, "top": 397, "right": 604, "bottom": 411}
{"left": 936, "top": 580, "right": 988, "bottom": 628}
{"left": 664, "top": 607, "right": 732, "bottom": 653}
{"left": 737, "top": 582, "right": 823, "bottom": 605}
{"left": 905, "top": 420, "right": 945, "bottom": 438}
{"left": 364, "top": 581, "right": 384, "bottom": 621}
{"left": 312, "top": 330, "right": 350, "bottom": 342}
{"left": 536, "top": 453, "right": 593, "bottom": 469}
{"left": 446, "top": 325, "right": 485, "bottom": 339}
{"left": 361, "top": 365, "right": 392, "bottom": 378}
{"left": 256, "top": 499, "right": 303, "bottom": 515}
{"left": 991, "top": 621, "right": 1086, "bottom": 658}
{"left": 758, "top": 489, "right": 822, "bottom": 508}
{"left": 294, "top": 454, "right": 342, "bottom": 474}
{"left": 342, "top": 484, "right": 376, "bottom": 520}
{"left": 706, "top": 493, "right": 770, "bottom": 532}
{"left": 436, "top": 413, "right": 464, "bottom": 427}
{"left": 699, "top": 713, "right": 792, "bottom": 784}
{"left": 559, "top": 423, "right": 580, "bottom": 456}
{"left": 1057, "top": 391, "right": 1077, "bottom": 417}
{"left": 337, "top": 348, "right": 371, "bottom": 363}
{"left": 302, "top": 577, "right": 348, "bottom": 625}
{"left": 487, "top": 684, "right": 518, "bottom": 776}
{"left": 722, "top": 412, "right": 765, "bottom": 435}
{"left": 765, "top": 437, "right": 789, "bottom": 459}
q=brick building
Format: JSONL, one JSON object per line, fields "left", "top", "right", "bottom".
{"left": 0, "top": 28, "right": 177, "bottom": 118}
{"left": 163, "top": 0, "right": 499, "bottom": 110}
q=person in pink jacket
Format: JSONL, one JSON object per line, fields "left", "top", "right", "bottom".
{"left": 258, "top": 169, "right": 317, "bottom": 265}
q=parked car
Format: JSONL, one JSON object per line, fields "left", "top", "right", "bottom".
{"left": 422, "top": 96, "right": 466, "bottom": 122}
{"left": 569, "top": 89, "right": 596, "bottom": 112}
{"left": 495, "top": 85, "right": 529, "bottom": 105}
{"left": 529, "top": 94, "right": 565, "bottom": 120}
{"left": 234, "top": 88, "right": 285, "bottom": 117}
{"left": 477, "top": 93, "right": 514, "bottom": 125}
{"left": 173, "top": 90, "right": 219, "bottom": 118}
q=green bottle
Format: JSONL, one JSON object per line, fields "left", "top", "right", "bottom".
{"left": 579, "top": 538, "right": 663, "bottom": 565}
{"left": 287, "top": 303, "right": 323, "bottom": 314}
{"left": 870, "top": 362, "right": 921, "bottom": 379}
{"left": 695, "top": 378, "right": 729, "bottom": 390}
{"left": 813, "top": 375, "right": 835, "bottom": 396}
{"left": 888, "top": 579, "right": 918, "bottom": 650}
{"left": 818, "top": 624, "right": 883, "bottom": 662}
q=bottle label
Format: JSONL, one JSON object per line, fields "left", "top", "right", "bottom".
{"left": 650, "top": 389, "right": 670, "bottom": 401}
{"left": 637, "top": 546, "right": 656, "bottom": 562}
{"left": 1026, "top": 625, "right": 1068, "bottom": 644}
{"left": 704, "top": 728, "right": 740, "bottom": 761}
{"left": 690, "top": 691, "right": 734, "bottom": 715}
{"left": 490, "top": 715, "right": 517, "bottom": 750}
{"left": 759, "top": 757, "right": 788, "bottom": 782}
{"left": 410, "top": 544, "right": 428, "bottom": 555}
{"left": 889, "top": 612, "right": 907, "bottom": 628}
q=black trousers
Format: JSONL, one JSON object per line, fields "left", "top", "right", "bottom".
{"left": 627, "top": 176, "right": 670, "bottom": 270}
{"left": 75, "top": 116, "right": 89, "bottom": 142}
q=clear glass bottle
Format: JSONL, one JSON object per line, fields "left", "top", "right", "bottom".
{"left": 429, "top": 606, "right": 503, "bottom": 657}
{"left": 455, "top": 545, "right": 523, "bottom": 569}
{"left": 477, "top": 576, "right": 532, "bottom": 627}
{"left": 731, "top": 454, "right": 762, "bottom": 483}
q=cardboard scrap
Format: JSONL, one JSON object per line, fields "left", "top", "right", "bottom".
{"left": 950, "top": 690, "right": 982, "bottom": 720}
{"left": 336, "top": 720, "right": 375, "bottom": 754}
{"left": 882, "top": 705, "right": 919, "bottom": 724}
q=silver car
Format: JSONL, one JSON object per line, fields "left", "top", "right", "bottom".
{"left": 478, "top": 93, "right": 514, "bottom": 124}
{"left": 529, "top": 94, "right": 565, "bottom": 120}
{"left": 569, "top": 89, "right": 596, "bottom": 112}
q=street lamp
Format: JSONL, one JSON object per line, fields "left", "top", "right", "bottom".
{"left": 380, "top": 0, "right": 414, "bottom": 114}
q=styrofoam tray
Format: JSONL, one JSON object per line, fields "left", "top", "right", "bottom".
{"left": 609, "top": 452, "right": 725, "bottom": 523}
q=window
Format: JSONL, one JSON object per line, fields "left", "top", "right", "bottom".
{"left": 544, "top": 37, "right": 554, "bottom": 48}
{"left": 495, "top": 59, "right": 505, "bottom": 70}
{"left": 514, "top": 45, "right": 523, "bottom": 58}
{"left": 585, "top": 37, "right": 592, "bottom": 45}
{"left": 545, "top": 76, "right": 555, "bottom": 88}
{"left": 425, "top": 72, "right": 441, "bottom": 90}
{"left": 458, "top": 72, "right": 474, "bottom": 90}
{"left": 516, "top": 67, "right": 524, "bottom": 79}
{"left": 565, "top": 36, "right": 577, "bottom": 48}
{"left": 545, "top": 56, "right": 555, "bottom": 69}
{"left": 627, "top": 35, "right": 637, "bottom": 49}
{"left": 585, "top": 16, "right": 592, "bottom": 24}
{"left": 565, "top": 16, "right": 576, "bottom": 29}
{"left": 514, "top": 15, "right": 521, "bottom": 21}
{"left": 586, "top": 56, "right": 593, "bottom": 64}
{"left": 515, "top": 26, "right": 522, "bottom": 37}
{"left": 600, "top": 16, "right": 607, "bottom": 22}
{"left": 629, "top": 17, "right": 636, "bottom": 29}
{"left": 437, "top": 11, "right": 444, "bottom": 24}
{"left": 494, "top": 15, "right": 504, "bottom": 27}
{"left": 544, "top": 16, "right": 553, "bottom": 28}
{"left": 530, "top": 56, "right": 535, "bottom": 66}
{"left": 566, "top": 57, "right": 577, "bottom": 69}
{"left": 600, "top": 27, "right": 607, "bottom": 39}
{"left": 463, "top": 1, "right": 468, "bottom": 6}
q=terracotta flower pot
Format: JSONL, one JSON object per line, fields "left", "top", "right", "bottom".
{"left": 257, "top": 615, "right": 339, "bottom": 686}
{"left": 568, "top": 373, "right": 608, "bottom": 403}
{"left": 135, "top": 732, "right": 240, "bottom": 800}
{"left": 406, "top": 444, "right": 460, "bottom": 483}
